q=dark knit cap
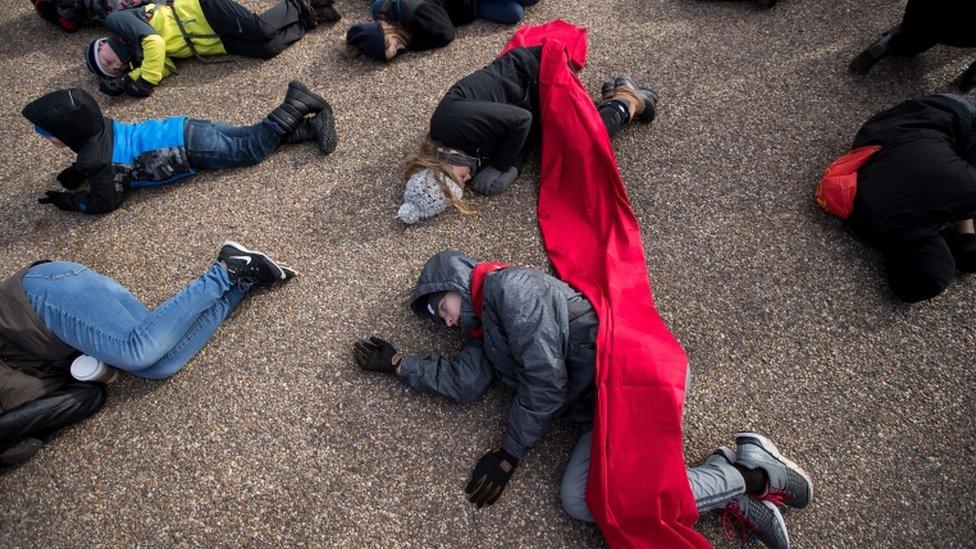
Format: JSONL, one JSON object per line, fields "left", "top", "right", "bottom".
{"left": 84, "top": 38, "right": 123, "bottom": 79}
{"left": 346, "top": 22, "right": 387, "bottom": 62}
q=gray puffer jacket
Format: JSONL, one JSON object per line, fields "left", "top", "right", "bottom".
{"left": 398, "top": 251, "right": 598, "bottom": 460}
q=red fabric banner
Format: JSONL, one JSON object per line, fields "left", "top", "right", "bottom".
{"left": 501, "top": 21, "right": 709, "bottom": 548}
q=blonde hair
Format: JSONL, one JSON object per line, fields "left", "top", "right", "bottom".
{"left": 339, "top": 21, "right": 412, "bottom": 59}
{"left": 404, "top": 138, "right": 475, "bottom": 215}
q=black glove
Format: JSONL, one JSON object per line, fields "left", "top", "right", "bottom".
{"left": 470, "top": 166, "right": 518, "bottom": 195}
{"left": 37, "top": 191, "right": 75, "bottom": 211}
{"left": 57, "top": 166, "right": 86, "bottom": 190}
{"left": 465, "top": 449, "right": 518, "bottom": 508}
{"left": 353, "top": 337, "right": 400, "bottom": 373}
{"left": 98, "top": 76, "right": 129, "bottom": 97}
{"left": 125, "top": 77, "right": 155, "bottom": 98}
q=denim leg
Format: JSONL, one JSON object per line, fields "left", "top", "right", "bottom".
{"left": 23, "top": 262, "right": 240, "bottom": 375}
{"left": 133, "top": 285, "right": 248, "bottom": 380}
{"left": 184, "top": 118, "right": 284, "bottom": 170}
{"left": 477, "top": 0, "right": 524, "bottom": 24}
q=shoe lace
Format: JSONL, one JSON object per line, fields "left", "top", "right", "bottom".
{"left": 721, "top": 501, "right": 757, "bottom": 548}
{"left": 760, "top": 488, "right": 791, "bottom": 507}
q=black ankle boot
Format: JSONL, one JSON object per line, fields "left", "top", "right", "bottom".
{"left": 267, "top": 81, "right": 329, "bottom": 134}
{"left": 849, "top": 25, "right": 902, "bottom": 75}
{"left": 284, "top": 108, "right": 338, "bottom": 156}
{"left": 286, "top": 119, "right": 315, "bottom": 144}
{"left": 311, "top": 0, "right": 341, "bottom": 22}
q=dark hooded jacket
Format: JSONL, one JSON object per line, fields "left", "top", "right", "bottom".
{"left": 371, "top": 0, "right": 477, "bottom": 51}
{"left": 848, "top": 94, "right": 976, "bottom": 247}
{"left": 428, "top": 46, "right": 542, "bottom": 185}
{"left": 22, "top": 89, "right": 193, "bottom": 214}
{"left": 398, "top": 251, "right": 598, "bottom": 461}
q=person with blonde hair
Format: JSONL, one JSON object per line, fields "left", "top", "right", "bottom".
{"left": 396, "top": 45, "right": 658, "bottom": 224}
{"left": 343, "top": 0, "right": 540, "bottom": 62}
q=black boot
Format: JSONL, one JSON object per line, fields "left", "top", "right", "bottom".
{"left": 267, "top": 81, "right": 329, "bottom": 135}
{"left": 757, "top": 0, "right": 777, "bottom": 8}
{"left": 311, "top": 0, "right": 341, "bottom": 23}
{"left": 284, "top": 108, "right": 338, "bottom": 156}
{"left": 849, "top": 25, "right": 902, "bottom": 75}
{"left": 294, "top": 0, "right": 319, "bottom": 30}
{"left": 286, "top": 119, "right": 316, "bottom": 144}
{"left": 0, "top": 438, "right": 42, "bottom": 467}
{"left": 958, "top": 60, "right": 976, "bottom": 93}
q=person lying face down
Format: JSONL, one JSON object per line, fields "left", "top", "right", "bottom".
{"left": 354, "top": 251, "right": 815, "bottom": 548}
{"left": 0, "top": 241, "right": 294, "bottom": 467}
{"left": 849, "top": 0, "right": 976, "bottom": 92}
{"left": 395, "top": 45, "right": 660, "bottom": 224}
{"left": 32, "top": 0, "right": 151, "bottom": 32}
{"left": 84, "top": 0, "right": 340, "bottom": 97}
{"left": 344, "top": 0, "right": 541, "bottom": 62}
{"left": 826, "top": 94, "right": 976, "bottom": 302}
{"left": 22, "top": 83, "right": 336, "bottom": 215}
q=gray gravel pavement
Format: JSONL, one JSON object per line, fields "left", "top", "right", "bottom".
{"left": 0, "top": 0, "right": 974, "bottom": 546}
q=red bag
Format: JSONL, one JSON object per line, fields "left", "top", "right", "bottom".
{"left": 815, "top": 145, "right": 881, "bottom": 219}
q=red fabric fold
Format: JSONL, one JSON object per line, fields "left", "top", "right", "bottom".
{"left": 500, "top": 21, "right": 709, "bottom": 548}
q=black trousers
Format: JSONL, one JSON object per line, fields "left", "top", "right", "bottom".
{"left": 200, "top": 0, "right": 307, "bottom": 59}
{"left": 0, "top": 381, "right": 105, "bottom": 448}
{"left": 893, "top": 0, "right": 976, "bottom": 55}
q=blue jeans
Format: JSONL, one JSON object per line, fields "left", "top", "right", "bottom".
{"left": 22, "top": 262, "right": 249, "bottom": 380}
{"left": 477, "top": 0, "right": 538, "bottom": 24}
{"left": 184, "top": 118, "right": 284, "bottom": 170}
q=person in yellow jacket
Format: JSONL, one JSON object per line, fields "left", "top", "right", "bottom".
{"left": 85, "top": 0, "right": 340, "bottom": 97}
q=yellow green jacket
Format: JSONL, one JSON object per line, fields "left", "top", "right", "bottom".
{"left": 104, "top": 0, "right": 226, "bottom": 85}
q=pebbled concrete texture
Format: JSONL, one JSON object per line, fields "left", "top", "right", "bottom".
{"left": 0, "top": 0, "right": 974, "bottom": 546}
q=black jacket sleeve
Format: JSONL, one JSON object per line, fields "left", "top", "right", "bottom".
{"left": 65, "top": 164, "right": 125, "bottom": 214}
{"left": 430, "top": 99, "right": 532, "bottom": 172}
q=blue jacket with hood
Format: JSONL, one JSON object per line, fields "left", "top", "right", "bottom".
{"left": 22, "top": 88, "right": 194, "bottom": 214}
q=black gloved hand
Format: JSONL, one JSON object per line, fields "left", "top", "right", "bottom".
{"left": 353, "top": 337, "right": 400, "bottom": 373}
{"left": 37, "top": 191, "right": 75, "bottom": 211}
{"left": 125, "top": 77, "right": 155, "bottom": 98}
{"left": 465, "top": 449, "right": 519, "bottom": 508}
{"left": 470, "top": 166, "right": 518, "bottom": 195}
{"left": 57, "top": 166, "right": 86, "bottom": 190}
{"left": 98, "top": 76, "right": 129, "bottom": 97}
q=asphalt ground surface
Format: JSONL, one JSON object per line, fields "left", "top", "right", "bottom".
{"left": 1, "top": 0, "right": 974, "bottom": 546}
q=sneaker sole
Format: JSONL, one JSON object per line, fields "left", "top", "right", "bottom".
{"left": 760, "top": 499, "right": 790, "bottom": 549}
{"left": 221, "top": 240, "right": 293, "bottom": 281}
{"left": 734, "top": 431, "right": 813, "bottom": 509}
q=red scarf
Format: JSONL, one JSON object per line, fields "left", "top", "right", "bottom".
{"left": 467, "top": 262, "right": 509, "bottom": 338}
{"left": 501, "top": 21, "right": 709, "bottom": 548}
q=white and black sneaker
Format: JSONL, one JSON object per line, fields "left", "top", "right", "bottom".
{"left": 218, "top": 241, "right": 297, "bottom": 287}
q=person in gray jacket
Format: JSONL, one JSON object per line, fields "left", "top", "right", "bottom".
{"left": 354, "top": 250, "right": 814, "bottom": 548}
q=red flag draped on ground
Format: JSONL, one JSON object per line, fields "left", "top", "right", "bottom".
{"left": 501, "top": 21, "right": 710, "bottom": 548}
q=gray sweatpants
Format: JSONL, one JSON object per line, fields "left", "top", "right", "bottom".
{"left": 559, "top": 367, "right": 745, "bottom": 522}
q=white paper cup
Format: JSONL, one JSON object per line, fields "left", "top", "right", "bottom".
{"left": 70, "top": 355, "right": 118, "bottom": 384}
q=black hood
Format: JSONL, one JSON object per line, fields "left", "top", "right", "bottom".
{"left": 22, "top": 89, "right": 104, "bottom": 153}
{"left": 410, "top": 250, "right": 480, "bottom": 332}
